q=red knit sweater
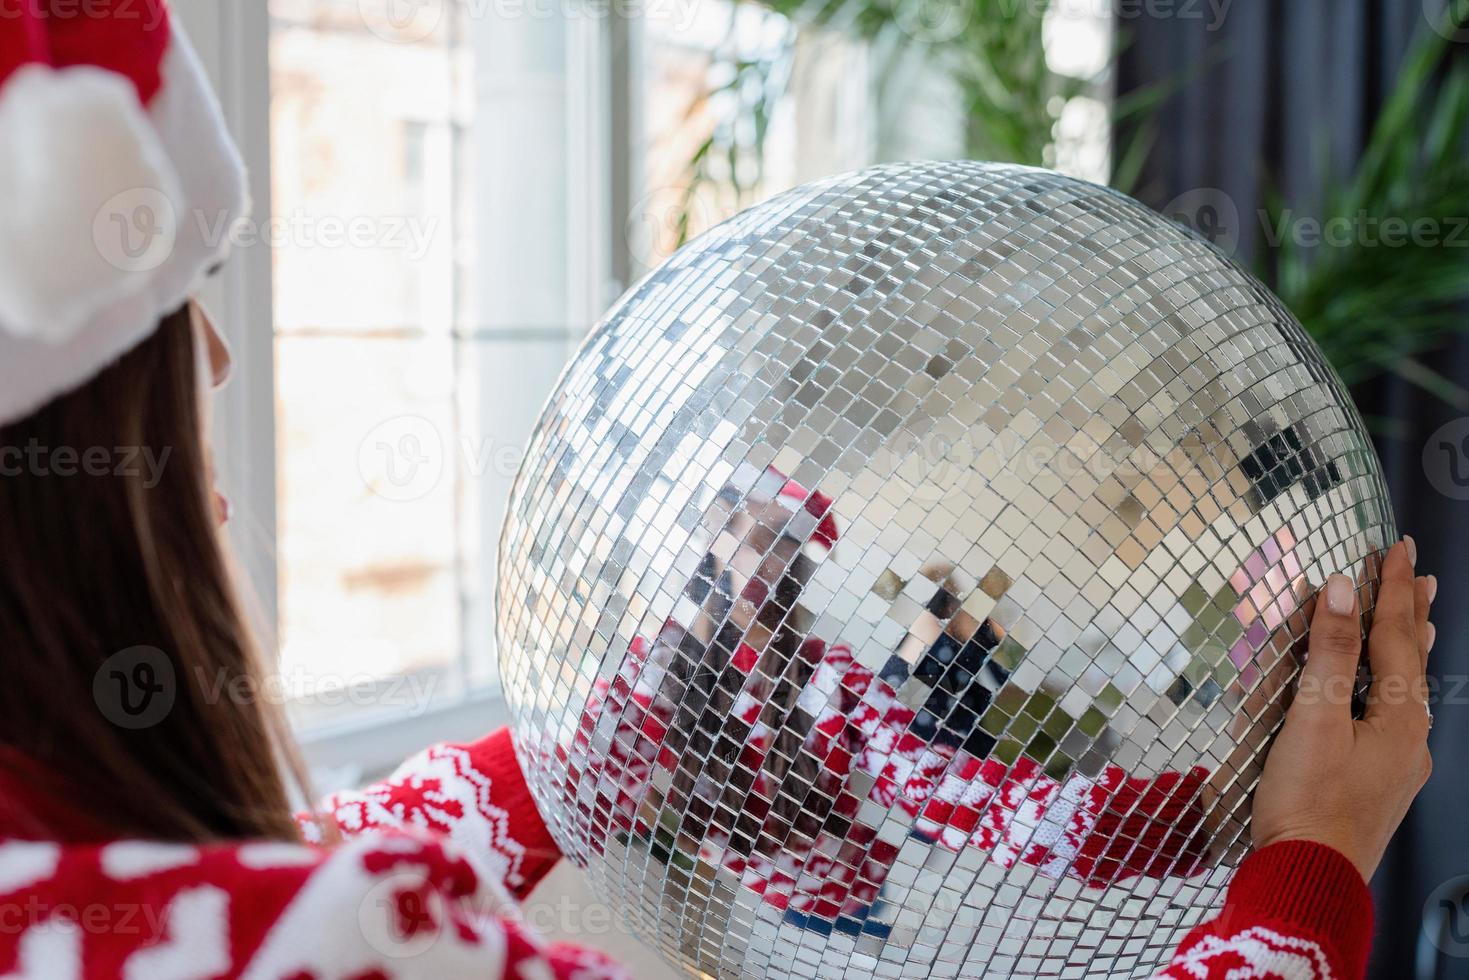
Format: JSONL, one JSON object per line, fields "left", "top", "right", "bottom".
{"left": 0, "top": 729, "right": 1374, "bottom": 979}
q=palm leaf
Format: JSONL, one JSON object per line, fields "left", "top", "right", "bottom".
{"left": 1264, "top": 29, "right": 1469, "bottom": 402}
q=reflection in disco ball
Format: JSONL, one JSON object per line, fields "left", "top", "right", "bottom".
{"left": 495, "top": 162, "right": 1394, "bottom": 978}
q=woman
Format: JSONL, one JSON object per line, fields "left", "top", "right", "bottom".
{"left": 0, "top": 3, "right": 1437, "bottom": 978}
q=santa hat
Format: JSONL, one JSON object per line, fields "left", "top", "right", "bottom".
{"left": 0, "top": 0, "right": 249, "bottom": 427}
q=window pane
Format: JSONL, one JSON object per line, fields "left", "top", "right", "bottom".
{"left": 643, "top": 2, "right": 790, "bottom": 228}
{"left": 275, "top": 333, "right": 461, "bottom": 706}
{"left": 267, "top": 0, "right": 880, "bottom": 726}
{"left": 270, "top": 0, "right": 468, "bottom": 704}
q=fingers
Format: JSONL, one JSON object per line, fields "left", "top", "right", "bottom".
{"left": 1295, "top": 571, "right": 1363, "bottom": 723}
{"left": 1414, "top": 575, "right": 1434, "bottom": 671}
{"left": 1365, "top": 538, "right": 1429, "bottom": 723}
{"left": 1424, "top": 574, "right": 1438, "bottom": 664}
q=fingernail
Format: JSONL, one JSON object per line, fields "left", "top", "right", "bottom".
{"left": 1325, "top": 574, "right": 1354, "bottom": 615}
{"left": 1404, "top": 535, "right": 1418, "bottom": 567}
{"left": 1427, "top": 622, "right": 1437, "bottom": 653}
{"left": 1427, "top": 574, "right": 1439, "bottom": 604}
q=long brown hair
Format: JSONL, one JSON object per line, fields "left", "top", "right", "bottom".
{"left": 0, "top": 306, "right": 306, "bottom": 843}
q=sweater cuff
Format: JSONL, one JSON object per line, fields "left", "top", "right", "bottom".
{"left": 1223, "top": 840, "right": 1374, "bottom": 979}
{"left": 456, "top": 727, "right": 563, "bottom": 899}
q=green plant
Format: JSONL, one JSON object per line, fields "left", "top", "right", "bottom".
{"left": 666, "top": 10, "right": 797, "bottom": 244}
{"left": 1263, "top": 18, "right": 1469, "bottom": 405}
{"left": 672, "top": 0, "right": 1094, "bottom": 236}
{"left": 673, "top": 2, "right": 1469, "bottom": 405}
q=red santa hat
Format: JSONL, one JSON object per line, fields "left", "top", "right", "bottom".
{"left": 0, "top": 0, "right": 248, "bottom": 426}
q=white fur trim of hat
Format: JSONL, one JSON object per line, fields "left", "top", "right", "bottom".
{"left": 0, "top": 0, "right": 249, "bottom": 426}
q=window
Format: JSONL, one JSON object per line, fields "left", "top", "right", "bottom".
{"left": 636, "top": 0, "right": 872, "bottom": 270}
{"left": 263, "top": 0, "right": 636, "bottom": 745}
{"left": 269, "top": 0, "right": 475, "bottom": 729}
{"left": 173, "top": 0, "right": 1109, "bottom": 769}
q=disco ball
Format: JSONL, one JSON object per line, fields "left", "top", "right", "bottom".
{"left": 495, "top": 161, "right": 1394, "bottom": 978}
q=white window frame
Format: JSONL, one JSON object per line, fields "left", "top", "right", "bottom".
{"left": 171, "top": 0, "right": 279, "bottom": 626}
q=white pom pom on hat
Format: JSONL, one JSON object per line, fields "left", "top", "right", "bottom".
{"left": 0, "top": 0, "right": 250, "bottom": 427}
{"left": 0, "top": 65, "right": 186, "bottom": 343}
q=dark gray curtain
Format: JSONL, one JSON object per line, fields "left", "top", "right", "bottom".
{"left": 1115, "top": 3, "right": 1469, "bottom": 977}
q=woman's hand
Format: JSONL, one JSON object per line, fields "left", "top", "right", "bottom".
{"left": 1251, "top": 537, "right": 1437, "bottom": 881}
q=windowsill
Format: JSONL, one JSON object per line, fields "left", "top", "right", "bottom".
{"left": 294, "top": 683, "right": 509, "bottom": 782}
